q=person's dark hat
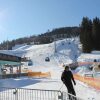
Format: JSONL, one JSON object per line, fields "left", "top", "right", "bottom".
{"left": 65, "top": 65, "right": 69, "bottom": 70}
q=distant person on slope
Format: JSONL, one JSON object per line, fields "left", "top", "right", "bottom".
{"left": 89, "top": 59, "right": 98, "bottom": 70}
{"left": 61, "top": 65, "right": 76, "bottom": 100}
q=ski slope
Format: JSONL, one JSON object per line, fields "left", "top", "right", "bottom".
{"left": 0, "top": 38, "right": 100, "bottom": 100}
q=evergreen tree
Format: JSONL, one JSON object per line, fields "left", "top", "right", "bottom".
{"left": 92, "top": 17, "right": 100, "bottom": 50}
{"left": 80, "top": 17, "right": 93, "bottom": 52}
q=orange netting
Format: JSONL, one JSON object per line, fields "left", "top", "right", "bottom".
{"left": 21, "top": 69, "right": 32, "bottom": 73}
{"left": 74, "top": 74, "right": 100, "bottom": 90}
{"left": 28, "top": 72, "right": 51, "bottom": 78}
{"left": 78, "top": 62, "right": 93, "bottom": 66}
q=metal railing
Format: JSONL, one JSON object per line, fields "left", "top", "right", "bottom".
{"left": 0, "top": 87, "right": 83, "bottom": 100}
{"left": 0, "top": 87, "right": 62, "bottom": 100}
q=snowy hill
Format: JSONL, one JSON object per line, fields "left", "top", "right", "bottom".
{"left": 13, "top": 38, "right": 80, "bottom": 66}
{"left": 0, "top": 37, "right": 100, "bottom": 76}
{"left": 0, "top": 37, "right": 100, "bottom": 75}
{"left": 4, "top": 38, "right": 79, "bottom": 79}
{"left": 0, "top": 38, "right": 100, "bottom": 100}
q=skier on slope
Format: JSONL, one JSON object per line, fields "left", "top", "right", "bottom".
{"left": 61, "top": 65, "right": 76, "bottom": 100}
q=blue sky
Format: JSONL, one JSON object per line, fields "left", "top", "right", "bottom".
{"left": 0, "top": 0, "right": 100, "bottom": 43}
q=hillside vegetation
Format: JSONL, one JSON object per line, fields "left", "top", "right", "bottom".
{"left": 0, "top": 27, "right": 80, "bottom": 50}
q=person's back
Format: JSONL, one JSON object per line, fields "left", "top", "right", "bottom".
{"left": 61, "top": 70, "right": 73, "bottom": 84}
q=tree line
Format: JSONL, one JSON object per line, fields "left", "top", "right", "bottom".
{"left": 0, "top": 27, "right": 79, "bottom": 50}
{"left": 80, "top": 17, "right": 100, "bottom": 53}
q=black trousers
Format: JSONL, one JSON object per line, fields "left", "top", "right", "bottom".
{"left": 64, "top": 83, "right": 76, "bottom": 100}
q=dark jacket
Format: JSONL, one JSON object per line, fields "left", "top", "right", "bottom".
{"left": 61, "top": 70, "right": 76, "bottom": 85}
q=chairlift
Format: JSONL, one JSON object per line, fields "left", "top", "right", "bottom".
{"left": 45, "top": 57, "right": 50, "bottom": 62}
{"left": 28, "top": 60, "right": 33, "bottom": 66}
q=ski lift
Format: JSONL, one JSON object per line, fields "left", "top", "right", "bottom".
{"left": 28, "top": 60, "right": 33, "bottom": 66}
{"left": 45, "top": 57, "right": 50, "bottom": 62}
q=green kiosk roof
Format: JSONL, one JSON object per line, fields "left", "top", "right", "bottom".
{"left": 0, "top": 53, "right": 27, "bottom": 66}
{"left": 0, "top": 60, "right": 21, "bottom": 66}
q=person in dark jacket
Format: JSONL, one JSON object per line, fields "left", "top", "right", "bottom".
{"left": 61, "top": 65, "right": 76, "bottom": 100}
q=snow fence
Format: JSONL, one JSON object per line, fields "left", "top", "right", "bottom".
{"left": 28, "top": 72, "right": 51, "bottom": 78}
{"left": 74, "top": 74, "right": 100, "bottom": 90}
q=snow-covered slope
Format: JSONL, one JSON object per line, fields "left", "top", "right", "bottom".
{"left": 7, "top": 38, "right": 80, "bottom": 79}
{"left": 13, "top": 39, "right": 80, "bottom": 66}
{"left": 0, "top": 38, "right": 100, "bottom": 100}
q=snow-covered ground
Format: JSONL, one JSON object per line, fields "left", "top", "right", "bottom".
{"left": 0, "top": 38, "right": 100, "bottom": 100}
{"left": 0, "top": 77, "right": 100, "bottom": 100}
